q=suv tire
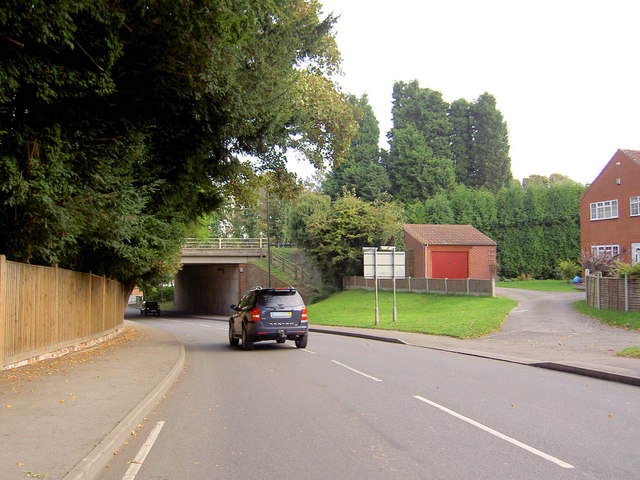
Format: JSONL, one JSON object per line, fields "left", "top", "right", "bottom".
{"left": 229, "top": 322, "right": 239, "bottom": 346}
{"left": 242, "top": 325, "right": 254, "bottom": 351}
{"left": 295, "top": 333, "right": 308, "bottom": 349}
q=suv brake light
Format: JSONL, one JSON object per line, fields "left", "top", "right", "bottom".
{"left": 251, "top": 307, "right": 261, "bottom": 322}
{"left": 301, "top": 307, "right": 308, "bottom": 321}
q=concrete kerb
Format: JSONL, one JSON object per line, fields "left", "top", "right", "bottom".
{"left": 310, "top": 327, "right": 640, "bottom": 388}
{"left": 309, "top": 327, "right": 408, "bottom": 345}
{"left": 530, "top": 362, "right": 640, "bottom": 387}
{"left": 62, "top": 337, "right": 186, "bottom": 480}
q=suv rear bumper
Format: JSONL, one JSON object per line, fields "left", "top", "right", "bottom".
{"left": 246, "top": 322, "right": 308, "bottom": 342}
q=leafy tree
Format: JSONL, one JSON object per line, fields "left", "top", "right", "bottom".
{"left": 323, "top": 94, "right": 390, "bottom": 201}
{"left": 490, "top": 181, "right": 584, "bottom": 278}
{"left": 282, "top": 191, "right": 331, "bottom": 247}
{"left": 449, "top": 98, "right": 475, "bottom": 185}
{"left": 221, "top": 171, "right": 303, "bottom": 241}
{"left": 389, "top": 80, "right": 452, "bottom": 159}
{"left": 386, "top": 125, "right": 455, "bottom": 203}
{"left": 386, "top": 83, "right": 512, "bottom": 200}
{"left": 385, "top": 81, "right": 455, "bottom": 203}
{"left": 448, "top": 185, "right": 497, "bottom": 233}
{"left": 523, "top": 174, "right": 552, "bottom": 187}
{"left": 0, "top": 0, "right": 356, "bottom": 289}
{"left": 301, "top": 193, "right": 401, "bottom": 287}
{"left": 405, "top": 194, "right": 454, "bottom": 225}
{"left": 471, "top": 93, "right": 512, "bottom": 192}
{"left": 549, "top": 173, "right": 580, "bottom": 185}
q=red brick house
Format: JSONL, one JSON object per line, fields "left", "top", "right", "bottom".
{"left": 580, "top": 149, "right": 640, "bottom": 265}
{"left": 403, "top": 224, "right": 498, "bottom": 280}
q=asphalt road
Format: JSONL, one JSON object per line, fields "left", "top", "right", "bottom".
{"left": 97, "top": 316, "right": 640, "bottom": 480}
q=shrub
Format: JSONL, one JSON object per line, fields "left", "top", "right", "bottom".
{"left": 612, "top": 261, "right": 640, "bottom": 278}
{"left": 581, "top": 248, "right": 619, "bottom": 277}
{"left": 516, "top": 273, "right": 533, "bottom": 281}
{"left": 557, "top": 259, "right": 581, "bottom": 281}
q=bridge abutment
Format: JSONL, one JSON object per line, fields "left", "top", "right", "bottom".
{"left": 174, "top": 264, "right": 244, "bottom": 315}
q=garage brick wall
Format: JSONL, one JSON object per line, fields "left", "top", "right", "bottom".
{"left": 403, "top": 225, "right": 497, "bottom": 280}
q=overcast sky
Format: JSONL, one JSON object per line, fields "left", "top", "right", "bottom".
{"left": 291, "top": 0, "right": 640, "bottom": 185}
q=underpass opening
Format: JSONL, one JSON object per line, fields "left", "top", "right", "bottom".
{"left": 174, "top": 264, "right": 244, "bottom": 315}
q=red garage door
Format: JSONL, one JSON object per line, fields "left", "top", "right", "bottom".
{"left": 432, "top": 251, "right": 468, "bottom": 279}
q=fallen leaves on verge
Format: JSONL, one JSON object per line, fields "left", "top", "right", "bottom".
{"left": 0, "top": 327, "right": 139, "bottom": 395}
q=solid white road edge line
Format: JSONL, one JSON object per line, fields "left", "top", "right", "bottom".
{"left": 332, "top": 360, "right": 383, "bottom": 382}
{"left": 122, "top": 421, "right": 166, "bottom": 480}
{"left": 413, "top": 396, "right": 574, "bottom": 469}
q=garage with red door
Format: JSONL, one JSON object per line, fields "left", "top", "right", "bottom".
{"left": 403, "top": 224, "right": 498, "bottom": 280}
{"left": 431, "top": 250, "right": 469, "bottom": 279}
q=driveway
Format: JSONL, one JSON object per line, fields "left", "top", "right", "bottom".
{"left": 458, "top": 287, "right": 640, "bottom": 374}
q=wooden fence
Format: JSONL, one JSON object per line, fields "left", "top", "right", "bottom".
{"left": 343, "top": 276, "right": 494, "bottom": 297}
{"left": 0, "top": 255, "right": 126, "bottom": 370}
{"left": 585, "top": 272, "right": 640, "bottom": 311}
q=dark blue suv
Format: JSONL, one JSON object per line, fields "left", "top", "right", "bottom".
{"left": 229, "top": 287, "right": 308, "bottom": 350}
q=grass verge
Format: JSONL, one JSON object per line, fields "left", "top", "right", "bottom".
{"left": 573, "top": 300, "right": 640, "bottom": 358}
{"left": 617, "top": 347, "right": 640, "bottom": 358}
{"left": 496, "top": 279, "right": 580, "bottom": 292}
{"left": 308, "top": 289, "right": 517, "bottom": 339}
{"left": 573, "top": 301, "right": 640, "bottom": 330}
{"left": 252, "top": 258, "right": 296, "bottom": 286}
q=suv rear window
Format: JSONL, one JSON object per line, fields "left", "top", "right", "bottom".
{"left": 258, "top": 291, "right": 304, "bottom": 307}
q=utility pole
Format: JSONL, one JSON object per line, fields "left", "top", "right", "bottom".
{"left": 267, "top": 190, "right": 271, "bottom": 288}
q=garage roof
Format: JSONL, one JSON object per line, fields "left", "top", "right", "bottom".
{"left": 403, "top": 224, "right": 496, "bottom": 246}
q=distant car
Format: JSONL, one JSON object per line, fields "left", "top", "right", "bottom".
{"left": 140, "top": 301, "right": 161, "bottom": 316}
{"left": 229, "top": 287, "right": 308, "bottom": 350}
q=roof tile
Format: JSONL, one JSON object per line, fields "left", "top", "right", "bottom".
{"left": 620, "top": 149, "right": 640, "bottom": 166}
{"left": 403, "top": 224, "right": 496, "bottom": 246}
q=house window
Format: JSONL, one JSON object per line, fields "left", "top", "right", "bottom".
{"left": 590, "top": 199, "right": 618, "bottom": 220}
{"left": 631, "top": 196, "right": 640, "bottom": 216}
{"left": 591, "top": 245, "right": 620, "bottom": 258}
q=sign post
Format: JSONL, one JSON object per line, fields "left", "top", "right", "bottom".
{"left": 363, "top": 247, "right": 379, "bottom": 325}
{"left": 363, "top": 247, "right": 405, "bottom": 325}
{"left": 381, "top": 246, "right": 398, "bottom": 322}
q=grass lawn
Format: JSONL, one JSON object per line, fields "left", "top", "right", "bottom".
{"left": 308, "top": 289, "right": 517, "bottom": 339}
{"left": 497, "top": 279, "right": 581, "bottom": 292}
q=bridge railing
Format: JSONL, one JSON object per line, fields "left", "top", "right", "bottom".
{"left": 269, "top": 249, "right": 317, "bottom": 285}
{"left": 182, "top": 238, "right": 267, "bottom": 249}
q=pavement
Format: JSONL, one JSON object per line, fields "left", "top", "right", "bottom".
{"left": 1, "top": 287, "right": 639, "bottom": 480}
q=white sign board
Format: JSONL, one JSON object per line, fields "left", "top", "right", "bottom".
{"left": 363, "top": 250, "right": 405, "bottom": 279}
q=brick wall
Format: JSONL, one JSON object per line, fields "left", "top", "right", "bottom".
{"left": 580, "top": 150, "right": 640, "bottom": 263}
{"left": 404, "top": 232, "right": 426, "bottom": 277}
{"left": 426, "top": 244, "right": 497, "bottom": 280}
{"left": 403, "top": 233, "right": 496, "bottom": 280}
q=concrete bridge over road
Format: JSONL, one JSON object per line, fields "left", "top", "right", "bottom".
{"left": 175, "top": 238, "right": 277, "bottom": 315}
{"left": 175, "top": 238, "right": 266, "bottom": 315}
